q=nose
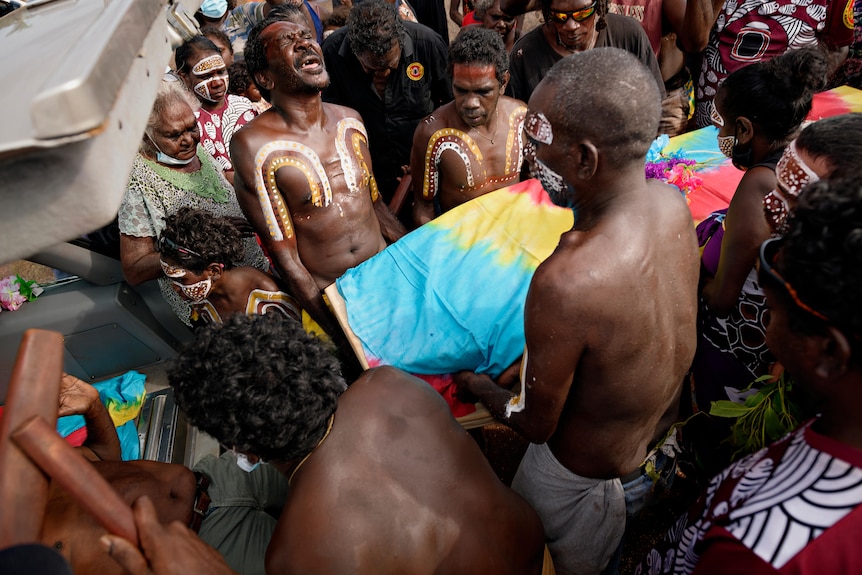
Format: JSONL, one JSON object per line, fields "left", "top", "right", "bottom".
{"left": 562, "top": 17, "right": 579, "bottom": 30}
{"left": 464, "top": 94, "right": 481, "bottom": 110}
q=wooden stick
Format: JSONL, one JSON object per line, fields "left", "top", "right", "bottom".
{"left": 12, "top": 415, "right": 138, "bottom": 545}
{"left": 0, "top": 329, "right": 64, "bottom": 547}
{"left": 324, "top": 283, "right": 370, "bottom": 370}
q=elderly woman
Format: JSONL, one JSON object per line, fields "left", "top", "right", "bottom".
{"left": 174, "top": 35, "right": 257, "bottom": 184}
{"left": 118, "top": 82, "right": 268, "bottom": 326}
{"left": 472, "top": 0, "right": 519, "bottom": 52}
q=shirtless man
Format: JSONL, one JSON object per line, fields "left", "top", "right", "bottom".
{"left": 230, "top": 10, "right": 406, "bottom": 367}
{"left": 39, "top": 375, "right": 286, "bottom": 575}
{"left": 168, "top": 313, "right": 548, "bottom": 575}
{"left": 411, "top": 26, "right": 526, "bottom": 226}
{"left": 454, "top": 49, "right": 700, "bottom": 575}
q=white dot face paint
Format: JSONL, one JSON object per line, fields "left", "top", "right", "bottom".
{"left": 764, "top": 141, "right": 821, "bottom": 235}
{"left": 524, "top": 111, "right": 554, "bottom": 145}
{"left": 191, "top": 54, "right": 228, "bottom": 103}
{"left": 160, "top": 259, "right": 188, "bottom": 278}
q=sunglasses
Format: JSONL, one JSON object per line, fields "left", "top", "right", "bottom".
{"left": 158, "top": 235, "right": 204, "bottom": 260}
{"left": 548, "top": 2, "right": 597, "bottom": 24}
{"left": 758, "top": 237, "right": 828, "bottom": 322}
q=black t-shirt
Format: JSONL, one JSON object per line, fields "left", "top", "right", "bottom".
{"left": 506, "top": 14, "right": 665, "bottom": 103}
{"left": 322, "top": 22, "right": 453, "bottom": 201}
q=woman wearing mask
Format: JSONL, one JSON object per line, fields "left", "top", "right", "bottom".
{"left": 692, "top": 47, "right": 828, "bottom": 409}
{"left": 118, "top": 82, "right": 268, "bottom": 326}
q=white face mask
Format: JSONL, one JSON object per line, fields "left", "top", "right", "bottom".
{"left": 147, "top": 132, "right": 195, "bottom": 166}
{"left": 173, "top": 277, "right": 212, "bottom": 303}
{"left": 235, "top": 452, "right": 261, "bottom": 473}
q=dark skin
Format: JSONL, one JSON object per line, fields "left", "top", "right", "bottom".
{"left": 500, "top": 0, "right": 720, "bottom": 53}
{"left": 700, "top": 88, "right": 780, "bottom": 316}
{"left": 472, "top": 0, "right": 520, "bottom": 52}
{"left": 411, "top": 63, "right": 525, "bottom": 226}
{"left": 164, "top": 258, "right": 301, "bottom": 324}
{"left": 762, "top": 282, "right": 862, "bottom": 449}
{"left": 39, "top": 375, "right": 198, "bottom": 575}
{"left": 455, "top": 80, "right": 700, "bottom": 479}
{"left": 231, "top": 21, "right": 406, "bottom": 372}
{"left": 265, "top": 366, "right": 546, "bottom": 575}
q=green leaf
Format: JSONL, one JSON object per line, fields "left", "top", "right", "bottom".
{"left": 709, "top": 401, "right": 753, "bottom": 418}
{"left": 763, "top": 403, "right": 785, "bottom": 441}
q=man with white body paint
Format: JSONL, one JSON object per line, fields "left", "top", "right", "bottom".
{"left": 230, "top": 11, "right": 406, "bottom": 374}
{"left": 454, "top": 49, "right": 700, "bottom": 575}
{"left": 175, "top": 35, "right": 258, "bottom": 185}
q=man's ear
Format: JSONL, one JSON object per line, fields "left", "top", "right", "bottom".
{"left": 500, "top": 71, "right": 510, "bottom": 93}
{"left": 813, "top": 326, "right": 852, "bottom": 380}
{"left": 735, "top": 116, "right": 755, "bottom": 146}
{"left": 254, "top": 70, "right": 275, "bottom": 94}
{"left": 575, "top": 141, "right": 598, "bottom": 180}
{"left": 206, "top": 262, "right": 224, "bottom": 279}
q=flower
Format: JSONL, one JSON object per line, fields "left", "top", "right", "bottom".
{"left": 0, "top": 275, "right": 27, "bottom": 311}
{"left": 664, "top": 162, "right": 704, "bottom": 199}
{"left": 0, "top": 274, "right": 42, "bottom": 311}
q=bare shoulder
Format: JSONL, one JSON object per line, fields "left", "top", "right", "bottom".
{"left": 230, "top": 108, "right": 280, "bottom": 154}
{"left": 498, "top": 96, "right": 527, "bottom": 116}
{"left": 235, "top": 266, "right": 280, "bottom": 291}
{"left": 324, "top": 102, "right": 363, "bottom": 123}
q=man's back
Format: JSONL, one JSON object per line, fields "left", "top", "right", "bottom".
{"left": 537, "top": 179, "right": 699, "bottom": 478}
{"left": 271, "top": 366, "right": 545, "bottom": 574}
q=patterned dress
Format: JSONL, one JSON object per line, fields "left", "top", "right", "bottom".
{"left": 195, "top": 94, "right": 256, "bottom": 173}
{"left": 636, "top": 420, "right": 862, "bottom": 574}
{"left": 118, "top": 147, "right": 268, "bottom": 325}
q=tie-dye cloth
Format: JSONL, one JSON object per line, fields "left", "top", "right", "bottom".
{"left": 662, "top": 86, "right": 862, "bottom": 222}
{"left": 336, "top": 179, "right": 573, "bottom": 416}
{"left": 55, "top": 371, "right": 146, "bottom": 460}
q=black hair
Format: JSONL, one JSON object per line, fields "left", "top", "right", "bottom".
{"left": 448, "top": 27, "right": 508, "bottom": 84}
{"left": 795, "top": 113, "right": 862, "bottom": 181}
{"left": 227, "top": 61, "right": 252, "bottom": 96}
{"left": 541, "top": 47, "right": 659, "bottom": 165}
{"left": 779, "top": 177, "right": 862, "bottom": 359}
{"left": 160, "top": 208, "right": 245, "bottom": 273}
{"left": 245, "top": 7, "right": 307, "bottom": 101}
{"left": 323, "top": 5, "right": 350, "bottom": 30}
{"left": 540, "top": 0, "right": 608, "bottom": 32}
{"left": 169, "top": 313, "right": 346, "bottom": 462}
{"left": 175, "top": 35, "right": 221, "bottom": 74}
{"left": 719, "top": 47, "right": 829, "bottom": 147}
{"left": 347, "top": 0, "right": 404, "bottom": 58}
{"left": 201, "top": 25, "right": 234, "bottom": 57}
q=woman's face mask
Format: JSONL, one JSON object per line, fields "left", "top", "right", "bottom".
{"left": 172, "top": 277, "right": 213, "bottom": 303}
{"left": 763, "top": 141, "right": 821, "bottom": 235}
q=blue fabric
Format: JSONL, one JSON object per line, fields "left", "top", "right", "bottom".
{"left": 56, "top": 371, "right": 146, "bottom": 461}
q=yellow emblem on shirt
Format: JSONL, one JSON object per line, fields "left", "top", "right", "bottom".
{"left": 407, "top": 62, "right": 425, "bottom": 81}
{"left": 844, "top": 0, "right": 855, "bottom": 29}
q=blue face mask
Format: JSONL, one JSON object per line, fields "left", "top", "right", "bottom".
{"left": 147, "top": 132, "right": 195, "bottom": 166}
{"left": 234, "top": 451, "right": 261, "bottom": 473}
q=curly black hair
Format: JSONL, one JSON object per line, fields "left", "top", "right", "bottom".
{"left": 228, "top": 61, "right": 252, "bottom": 96}
{"left": 245, "top": 6, "right": 307, "bottom": 101}
{"left": 160, "top": 208, "right": 245, "bottom": 273}
{"left": 175, "top": 35, "right": 221, "bottom": 75}
{"left": 449, "top": 27, "right": 508, "bottom": 85}
{"left": 540, "top": 0, "right": 608, "bottom": 32}
{"left": 779, "top": 177, "right": 862, "bottom": 360}
{"left": 542, "top": 48, "right": 659, "bottom": 165}
{"left": 347, "top": 0, "right": 404, "bottom": 59}
{"left": 169, "top": 313, "right": 346, "bottom": 462}
{"left": 719, "top": 47, "right": 829, "bottom": 147}
{"left": 795, "top": 113, "right": 862, "bottom": 181}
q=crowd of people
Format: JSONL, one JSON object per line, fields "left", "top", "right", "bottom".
{"left": 6, "top": 0, "right": 862, "bottom": 574}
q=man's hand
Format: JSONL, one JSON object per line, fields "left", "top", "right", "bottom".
{"left": 453, "top": 370, "right": 482, "bottom": 404}
{"left": 102, "top": 496, "right": 237, "bottom": 575}
{"left": 58, "top": 373, "right": 100, "bottom": 418}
